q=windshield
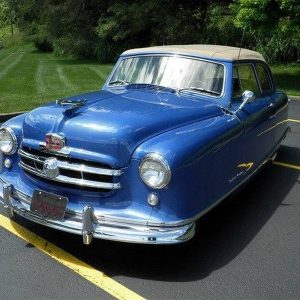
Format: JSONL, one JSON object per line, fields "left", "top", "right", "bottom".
{"left": 109, "top": 55, "right": 224, "bottom": 96}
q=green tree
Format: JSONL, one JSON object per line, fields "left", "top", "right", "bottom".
{"left": 231, "top": 0, "right": 300, "bottom": 62}
{"left": 9, "top": 0, "right": 300, "bottom": 63}
{"left": 203, "top": 4, "right": 242, "bottom": 46}
{"left": 46, "top": 0, "right": 111, "bottom": 57}
{"left": 96, "top": 0, "right": 207, "bottom": 62}
{"left": 0, "top": 0, "right": 9, "bottom": 28}
{"left": 14, "top": 0, "right": 111, "bottom": 54}
{"left": 13, "top": 0, "right": 51, "bottom": 50}
{"left": 0, "top": 0, "right": 16, "bottom": 35}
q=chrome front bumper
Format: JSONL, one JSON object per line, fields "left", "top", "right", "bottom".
{"left": 0, "top": 180, "right": 195, "bottom": 245}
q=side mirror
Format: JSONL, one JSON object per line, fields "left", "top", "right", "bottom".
{"left": 237, "top": 90, "right": 255, "bottom": 112}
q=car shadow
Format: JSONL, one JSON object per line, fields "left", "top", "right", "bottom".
{"left": 277, "top": 144, "right": 300, "bottom": 165}
{"left": 10, "top": 145, "right": 299, "bottom": 282}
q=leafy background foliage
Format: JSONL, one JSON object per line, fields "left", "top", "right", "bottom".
{"left": 0, "top": 0, "right": 299, "bottom": 63}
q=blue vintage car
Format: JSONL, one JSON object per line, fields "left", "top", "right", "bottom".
{"left": 0, "top": 45, "right": 289, "bottom": 245}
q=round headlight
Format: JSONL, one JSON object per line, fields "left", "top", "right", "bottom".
{"left": 139, "top": 153, "right": 171, "bottom": 189}
{"left": 0, "top": 127, "right": 17, "bottom": 155}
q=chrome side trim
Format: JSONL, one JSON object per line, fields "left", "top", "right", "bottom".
{"left": 19, "top": 161, "right": 121, "bottom": 189}
{"left": 257, "top": 118, "right": 290, "bottom": 137}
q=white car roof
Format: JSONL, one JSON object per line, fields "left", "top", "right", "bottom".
{"left": 122, "top": 44, "right": 266, "bottom": 62}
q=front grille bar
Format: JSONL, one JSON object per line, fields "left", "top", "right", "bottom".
{"left": 18, "top": 149, "right": 121, "bottom": 176}
{"left": 18, "top": 149, "right": 121, "bottom": 190}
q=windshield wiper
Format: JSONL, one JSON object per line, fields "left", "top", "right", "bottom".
{"left": 178, "top": 87, "right": 221, "bottom": 96}
{"left": 109, "top": 81, "right": 178, "bottom": 93}
{"left": 131, "top": 83, "right": 177, "bottom": 92}
{"left": 109, "top": 79, "right": 130, "bottom": 86}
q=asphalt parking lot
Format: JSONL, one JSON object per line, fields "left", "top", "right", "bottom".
{"left": 0, "top": 100, "right": 299, "bottom": 300}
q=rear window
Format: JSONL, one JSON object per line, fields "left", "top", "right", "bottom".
{"left": 256, "top": 64, "right": 273, "bottom": 93}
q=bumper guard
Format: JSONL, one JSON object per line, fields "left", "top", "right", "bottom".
{"left": 0, "top": 180, "right": 195, "bottom": 245}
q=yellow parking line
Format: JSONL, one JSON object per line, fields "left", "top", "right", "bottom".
{"left": 288, "top": 119, "right": 300, "bottom": 123}
{"left": 0, "top": 214, "right": 145, "bottom": 300}
{"left": 272, "top": 161, "right": 300, "bottom": 171}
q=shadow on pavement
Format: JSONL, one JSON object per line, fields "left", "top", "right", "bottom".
{"left": 276, "top": 145, "right": 300, "bottom": 165}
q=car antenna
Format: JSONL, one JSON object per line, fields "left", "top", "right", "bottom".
{"left": 236, "top": 26, "right": 246, "bottom": 95}
{"left": 233, "top": 26, "right": 250, "bottom": 113}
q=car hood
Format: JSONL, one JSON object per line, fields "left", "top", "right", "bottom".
{"left": 22, "top": 88, "right": 223, "bottom": 167}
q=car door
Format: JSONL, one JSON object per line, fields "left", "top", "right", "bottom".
{"left": 255, "top": 63, "right": 289, "bottom": 148}
{"left": 231, "top": 63, "right": 277, "bottom": 169}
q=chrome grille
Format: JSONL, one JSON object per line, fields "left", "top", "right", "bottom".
{"left": 18, "top": 148, "right": 121, "bottom": 190}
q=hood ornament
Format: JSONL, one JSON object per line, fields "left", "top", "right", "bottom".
{"left": 56, "top": 98, "right": 87, "bottom": 114}
{"left": 45, "top": 133, "right": 65, "bottom": 152}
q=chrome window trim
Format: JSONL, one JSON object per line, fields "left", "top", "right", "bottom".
{"left": 106, "top": 53, "right": 227, "bottom": 99}
{"left": 0, "top": 152, "right": 3, "bottom": 173}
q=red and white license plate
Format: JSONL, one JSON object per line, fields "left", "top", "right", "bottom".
{"left": 30, "top": 190, "right": 68, "bottom": 220}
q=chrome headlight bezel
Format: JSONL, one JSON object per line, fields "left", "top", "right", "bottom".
{"left": 0, "top": 126, "right": 18, "bottom": 155}
{"left": 139, "top": 153, "right": 171, "bottom": 189}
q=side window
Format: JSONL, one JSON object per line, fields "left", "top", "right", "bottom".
{"left": 256, "top": 64, "right": 273, "bottom": 93}
{"left": 233, "top": 64, "right": 261, "bottom": 99}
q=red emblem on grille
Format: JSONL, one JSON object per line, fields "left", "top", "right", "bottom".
{"left": 45, "top": 133, "right": 65, "bottom": 152}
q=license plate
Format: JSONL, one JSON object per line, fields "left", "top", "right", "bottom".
{"left": 30, "top": 190, "right": 68, "bottom": 220}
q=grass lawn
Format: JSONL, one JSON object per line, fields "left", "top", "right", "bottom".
{"left": 271, "top": 64, "right": 300, "bottom": 97}
{"left": 0, "top": 44, "right": 113, "bottom": 113}
{"left": 0, "top": 44, "right": 299, "bottom": 113}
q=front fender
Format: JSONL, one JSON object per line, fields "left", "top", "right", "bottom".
{"left": 0, "top": 114, "right": 27, "bottom": 172}
{"left": 1, "top": 114, "right": 27, "bottom": 140}
{"left": 133, "top": 114, "right": 243, "bottom": 169}
{"left": 132, "top": 114, "right": 244, "bottom": 223}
